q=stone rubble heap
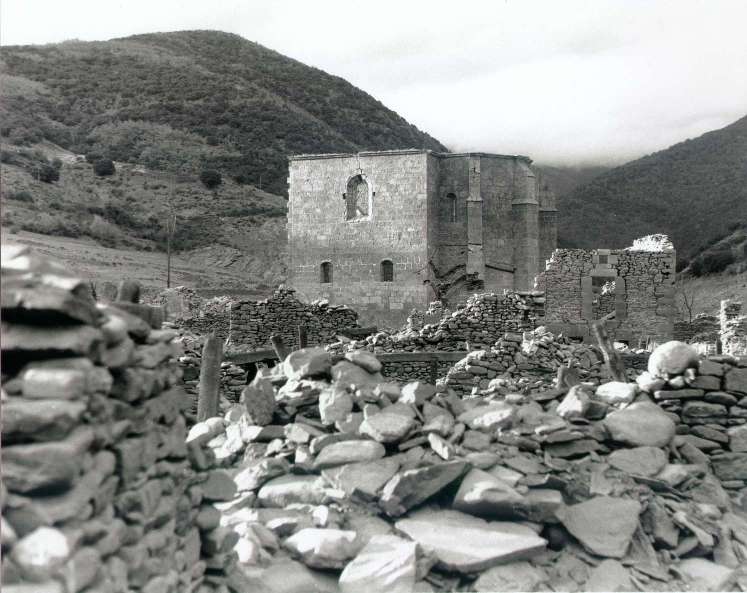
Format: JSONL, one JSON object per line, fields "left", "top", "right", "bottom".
{"left": 439, "top": 327, "right": 605, "bottom": 396}
{"left": 0, "top": 245, "right": 238, "bottom": 593}
{"left": 191, "top": 340, "right": 747, "bottom": 592}
{"left": 329, "top": 291, "right": 545, "bottom": 354}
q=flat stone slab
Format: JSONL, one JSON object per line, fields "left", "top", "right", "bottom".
{"left": 380, "top": 461, "right": 469, "bottom": 517}
{"left": 473, "top": 561, "right": 548, "bottom": 592}
{"left": 452, "top": 468, "right": 527, "bottom": 519}
{"left": 608, "top": 446, "right": 668, "bottom": 476}
{"left": 339, "top": 534, "right": 418, "bottom": 593}
{"left": 322, "top": 457, "right": 400, "bottom": 498}
{"left": 395, "top": 509, "right": 546, "bottom": 573}
{"left": 602, "top": 401, "right": 675, "bottom": 447}
{"left": 557, "top": 496, "right": 641, "bottom": 558}
{"left": 678, "top": 558, "right": 737, "bottom": 591}
{"left": 313, "top": 440, "right": 385, "bottom": 469}
{"left": 458, "top": 402, "right": 516, "bottom": 431}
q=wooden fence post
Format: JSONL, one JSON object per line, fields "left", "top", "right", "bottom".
{"left": 297, "top": 326, "right": 308, "bottom": 349}
{"left": 592, "top": 320, "right": 626, "bottom": 382}
{"left": 115, "top": 280, "right": 141, "bottom": 303}
{"left": 270, "top": 334, "right": 290, "bottom": 361}
{"left": 197, "top": 332, "right": 223, "bottom": 421}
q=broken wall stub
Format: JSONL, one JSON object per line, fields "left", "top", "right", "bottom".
{"left": 227, "top": 287, "right": 359, "bottom": 352}
{"left": 538, "top": 243, "right": 676, "bottom": 346}
{"left": 721, "top": 300, "right": 747, "bottom": 357}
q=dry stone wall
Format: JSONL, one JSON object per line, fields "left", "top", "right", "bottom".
{"left": 329, "top": 291, "right": 545, "bottom": 355}
{"left": 1, "top": 246, "right": 239, "bottom": 593}
{"left": 538, "top": 236, "right": 676, "bottom": 346}
{"left": 227, "top": 288, "right": 358, "bottom": 352}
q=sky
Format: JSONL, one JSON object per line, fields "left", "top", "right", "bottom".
{"left": 2, "top": 0, "right": 746, "bottom": 166}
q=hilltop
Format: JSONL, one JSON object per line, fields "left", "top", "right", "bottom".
{"left": 557, "top": 115, "right": 747, "bottom": 258}
{"left": 0, "top": 30, "right": 446, "bottom": 196}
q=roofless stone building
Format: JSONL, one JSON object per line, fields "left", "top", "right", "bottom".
{"left": 287, "top": 149, "right": 557, "bottom": 325}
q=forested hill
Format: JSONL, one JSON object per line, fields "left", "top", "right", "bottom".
{"left": 557, "top": 115, "right": 747, "bottom": 257}
{"left": 0, "top": 30, "right": 446, "bottom": 195}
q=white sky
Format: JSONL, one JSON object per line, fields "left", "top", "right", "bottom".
{"left": 2, "top": 0, "right": 746, "bottom": 165}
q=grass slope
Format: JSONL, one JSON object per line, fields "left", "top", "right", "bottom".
{"left": 0, "top": 30, "right": 446, "bottom": 196}
{"left": 1, "top": 143, "right": 287, "bottom": 290}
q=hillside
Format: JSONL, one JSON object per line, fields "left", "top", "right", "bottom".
{"left": 1, "top": 143, "right": 287, "bottom": 290}
{"left": 0, "top": 30, "right": 446, "bottom": 196}
{"left": 535, "top": 165, "right": 610, "bottom": 201}
{"left": 557, "top": 115, "right": 747, "bottom": 257}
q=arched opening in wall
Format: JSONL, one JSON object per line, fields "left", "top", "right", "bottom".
{"left": 345, "top": 175, "right": 370, "bottom": 220}
{"left": 381, "top": 259, "right": 394, "bottom": 282}
{"left": 320, "top": 261, "right": 333, "bottom": 284}
{"left": 446, "top": 193, "right": 457, "bottom": 222}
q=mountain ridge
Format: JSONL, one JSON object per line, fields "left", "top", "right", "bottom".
{"left": 0, "top": 30, "right": 447, "bottom": 195}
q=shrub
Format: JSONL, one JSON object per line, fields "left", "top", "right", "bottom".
{"left": 38, "top": 164, "right": 60, "bottom": 183}
{"left": 691, "top": 249, "right": 735, "bottom": 276}
{"left": 51, "top": 157, "right": 63, "bottom": 170}
{"left": 85, "top": 152, "right": 102, "bottom": 164}
{"left": 6, "top": 190, "right": 34, "bottom": 202}
{"left": 199, "top": 169, "right": 222, "bottom": 189}
{"left": 93, "top": 159, "right": 116, "bottom": 176}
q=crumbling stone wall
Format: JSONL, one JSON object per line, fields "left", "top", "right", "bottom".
{"left": 1, "top": 246, "right": 238, "bottom": 593}
{"left": 722, "top": 300, "right": 747, "bottom": 357}
{"left": 148, "top": 287, "right": 231, "bottom": 340}
{"left": 329, "top": 291, "right": 545, "bottom": 357}
{"left": 538, "top": 236, "right": 676, "bottom": 345}
{"left": 227, "top": 288, "right": 358, "bottom": 352}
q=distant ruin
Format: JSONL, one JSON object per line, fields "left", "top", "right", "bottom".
{"left": 537, "top": 236, "right": 677, "bottom": 346}
{"left": 286, "top": 149, "right": 557, "bottom": 326}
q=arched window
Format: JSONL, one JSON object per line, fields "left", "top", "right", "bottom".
{"left": 446, "top": 193, "right": 457, "bottom": 223}
{"left": 345, "top": 175, "right": 369, "bottom": 220}
{"left": 380, "top": 259, "right": 394, "bottom": 282}
{"left": 320, "top": 262, "right": 332, "bottom": 284}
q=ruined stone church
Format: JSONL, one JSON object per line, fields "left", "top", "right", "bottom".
{"left": 287, "top": 149, "right": 557, "bottom": 325}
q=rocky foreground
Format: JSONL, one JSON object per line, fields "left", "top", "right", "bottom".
{"left": 204, "top": 341, "right": 747, "bottom": 592}
{"left": 3, "top": 243, "right": 747, "bottom": 593}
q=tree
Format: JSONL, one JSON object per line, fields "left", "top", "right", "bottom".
{"left": 93, "top": 159, "right": 116, "bottom": 176}
{"left": 676, "top": 285, "right": 698, "bottom": 323}
{"left": 199, "top": 169, "right": 221, "bottom": 189}
{"left": 38, "top": 164, "right": 60, "bottom": 183}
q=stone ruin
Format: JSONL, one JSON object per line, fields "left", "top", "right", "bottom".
{"left": 537, "top": 235, "right": 677, "bottom": 347}
{"left": 4, "top": 244, "right": 747, "bottom": 593}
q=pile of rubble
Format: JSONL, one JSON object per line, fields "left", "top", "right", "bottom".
{"left": 191, "top": 339, "right": 747, "bottom": 592}
{"left": 329, "top": 292, "right": 545, "bottom": 354}
{"left": 439, "top": 327, "right": 605, "bottom": 396}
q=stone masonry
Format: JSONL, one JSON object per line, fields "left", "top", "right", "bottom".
{"left": 538, "top": 235, "right": 677, "bottom": 346}
{"left": 287, "top": 149, "right": 557, "bottom": 326}
{"left": 1, "top": 245, "right": 237, "bottom": 593}
{"left": 226, "top": 287, "right": 358, "bottom": 352}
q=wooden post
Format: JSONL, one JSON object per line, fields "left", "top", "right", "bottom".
{"left": 429, "top": 359, "right": 438, "bottom": 384}
{"left": 116, "top": 280, "right": 141, "bottom": 304}
{"left": 297, "top": 325, "right": 308, "bottom": 349}
{"left": 592, "top": 320, "right": 626, "bottom": 382}
{"left": 270, "top": 334, "right": 290, "bottom": 361}
{"left": 197, "top": 332, "right": 223, "bottom": 421}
